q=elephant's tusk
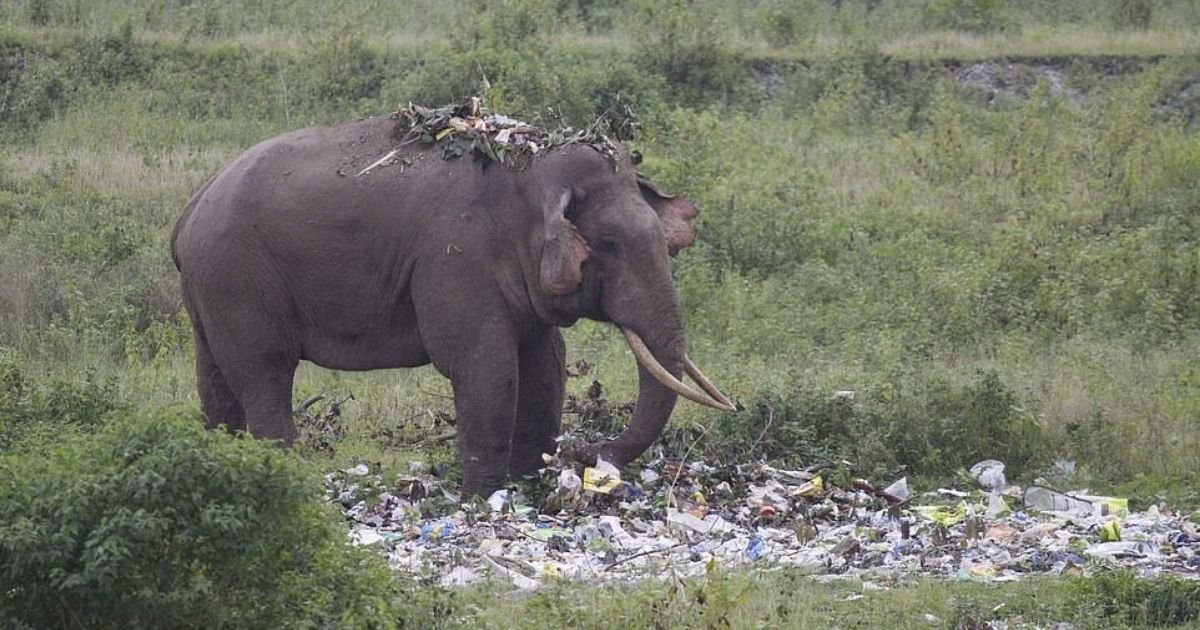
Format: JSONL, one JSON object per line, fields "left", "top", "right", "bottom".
{"left": 684, "top": 357, "right": 735, "bottom": 409}
{"left": 621, "top": 328, "right": 736, "bottom": 412}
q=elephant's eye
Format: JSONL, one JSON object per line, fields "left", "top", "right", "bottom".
{"left": 597, "top": 237, "right": 620, "bottom": 254}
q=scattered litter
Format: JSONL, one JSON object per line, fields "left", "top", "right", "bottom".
{"left": 324, "top": 456, "right": 1199, "bottom": 588}
{"left": 883, "top": 477, "right": 909, "bottom": 502}
{"left": 745, "top": 535, "right": 766, "bottom": 561}
{"left": 487, "top": 489, "right": 510, "bottom": 513}
{"left": 1075, "top": 494, "right": 1129, "bottom": 518}
{"left": 970, "top": 460, "right": 1007, "bottom": 491}
{"left": 350, "top": 528, "right": 384, "bottom": 546}
{"left": 1024, "top": 485, "right": 1128, "bottom": 518}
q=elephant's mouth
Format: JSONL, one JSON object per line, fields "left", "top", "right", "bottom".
{"left": 620, "top": 328, "right": 734, "bottom": 412}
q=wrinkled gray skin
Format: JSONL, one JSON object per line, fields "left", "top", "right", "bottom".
{"left": 171, "top": 117, "right": 700, "bottom": 496}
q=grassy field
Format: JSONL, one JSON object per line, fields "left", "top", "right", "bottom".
{"left": 2, "top": 0, "right": 1200, "bottom": 626}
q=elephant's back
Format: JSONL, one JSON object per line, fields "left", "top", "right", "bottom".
{"left": 173, "top": 118, "right": 401, "bottom": 250}
{"left": 218, "top": 116, "right": 400, "bottom": 197}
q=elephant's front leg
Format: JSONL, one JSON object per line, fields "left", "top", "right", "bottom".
{"left": 449, "top": 355, "right": 520, "bottom": 498}
{"left": 510, "top": 326, "right": 566, "bottom": 477}
{"left": 413, "top": 269, "right": 522, "bottom": 496}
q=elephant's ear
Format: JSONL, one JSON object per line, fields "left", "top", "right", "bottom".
{"left": 638, "top": 177, "right": 697, "bottom": 257}
{"left": 540, "top": 189, "right": 589, "bottom": 295}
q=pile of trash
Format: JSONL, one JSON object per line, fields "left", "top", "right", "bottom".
{"left": 326, "top": 457, "right": 1199, "bottom": 589}
{"left": 389, "top": 98, "right": 626, "bottom": 169}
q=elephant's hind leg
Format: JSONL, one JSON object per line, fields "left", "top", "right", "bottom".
{"left": 193, "top": 330, "right": 247, "bottom": 433}
{"left": 510, "top": 327, "right": 566, "bottom": 477}
{"left": 215, "top": 350, "right": 299, "bottom": 446}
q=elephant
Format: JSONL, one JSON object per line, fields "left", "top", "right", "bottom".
{"left": 170, "top": 113, "right": 733, "bottom": 496}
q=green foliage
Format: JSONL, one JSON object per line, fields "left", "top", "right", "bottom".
{"left": 433, "top": 571, "right": 1143, "bottom": 628}
{"left": 0, "top": 45, "right": 70, "bottom": 137}
{"left": 702, "top": 370, "right": 1047, "bottom": 481}
{"left": 568, "top": 0, "right": 623, "bottom": 33}
{"left": 623, "top": 0, "right": 751, "bottom": 106}
{"left": 1069, "top": 571, "right": 1200, "bottom": 627}
{"left": 0, "top": 408, "right": 409, "bottom": 629}
{"left": 307, "top": 32, "right": 384, "bottom": 109}
{"left": 1110, "top": 0, "right": 1154, "bottom": 30}
{"left": 924, "top": 0, "right": 1017, "bottom": 33}
{"left": 0, "top": 349, "right": 127, "bottom": 451}
{"left": 455, "top": 0, "right": 564, "bottom": 53}
{"left": 758, "top": 0, "right": 819, "bottom": 48}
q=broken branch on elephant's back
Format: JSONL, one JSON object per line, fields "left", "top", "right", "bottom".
{"left": 355, "top": 149, "right": 399, "bottom": 177}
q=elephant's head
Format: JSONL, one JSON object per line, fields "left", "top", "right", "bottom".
{"left": 521, "top": 143, "right": 734, "bottom": 466}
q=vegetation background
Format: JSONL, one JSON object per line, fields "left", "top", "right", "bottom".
{"left": 2, "top": 0, "right": 1199, "bottom": 626}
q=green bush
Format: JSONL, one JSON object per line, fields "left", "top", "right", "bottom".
{"left": 0, "top": 46, "right": 70, "bottom": 138}
{"left": 1110, "top": 0, "right": 1153, "bottom": 30}
{"left": 0, "top": 349, "right": 127, "bottom": 451}
{"left": 701, "top": 370, "right": 1047, "bottom": 482}
{"left": 623, "top": 0, "right": 752, "bottom": 107}
{"left": 0, "top": 408, "right": 408, "bottom": 629}
{"left": 898, "top": 370, "right": 1046, "bottom": 477}
{"left": 758, "top": 0, "right": 819, "bottom": 48}
{"left": 306, "top": 32, "right": 385, "bottom": 109}
{"left": 1070, "top": 571, "right": 1200, "bottom": 627}
{"left": 924, "top": 0, "right": 1016, "bottom": 33}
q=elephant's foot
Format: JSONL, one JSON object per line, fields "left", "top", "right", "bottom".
{"left": 508, "top": 444, "right": 554, "bottom": 478}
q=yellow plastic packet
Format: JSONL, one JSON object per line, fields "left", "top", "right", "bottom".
{"left": 792, "top": 476, "right": 824, "bottom": 497}
{"left": 1078, "top": 495, "right": 1129, "bottom": 517}
{"left": 913, "top": 502, "right": 969, "bottom": 527}
{"left": 582, "top": 466, "right": 621, "bottom": 494}
{"left": 1099, "top": 520, "right": 1122, "bottom": 542}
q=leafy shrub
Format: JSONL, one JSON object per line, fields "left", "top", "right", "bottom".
{"left": 307, "top": 32, "right": 384, "bottom": 108}
{"left": 623, "top": 0, "right": 752, "bottom": 107}
{"left": 904, "top": 370, "right": 1046, "bottom": 477}
{"left": 1070, "top": 571, "right": 1200, "bottom": 627}
{"left": 923, "top": 0, "right": 1016, "bottom": 33}
{"left": 0, "top": 26, "right": 149, "bottom": 140}
{"left": 0, "top": 349, "right": 127, "bottom": 451}
{"left": 1110, "top": 0, "right": 1153, "bottom": 30}
{"left": 0, "top": 47, "right": 70, "bottom": 138}
{"left": 0, "top": 408, "right": 409, "bottom": 629}
{"left": 701, "top": 370, "right": 1047, "bottom": 482}
{"left": 758, "top": 0, "right": 819, "bottom": 48}
{"left": 74, "top": 21, "right": 148, "bottom": 87}
{"left": 452, "top": 0, "right": 562, "bottom": 53}
{"left": 570, "top": 0, "right": 623, "bottom": 33}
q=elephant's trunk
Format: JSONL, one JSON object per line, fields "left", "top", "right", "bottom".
{"left": 568, "top": 318, "right": 731, "bottom": 467}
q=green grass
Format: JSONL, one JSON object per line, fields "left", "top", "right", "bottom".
{"left": 2, "top": 1, "right": 1200, "bottom": 625}
{"left": 875, "top": 26, "right": 1200, "bottom": 59}
{"left": 375, "top": 569, "right": 1200, "bottom": 628}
